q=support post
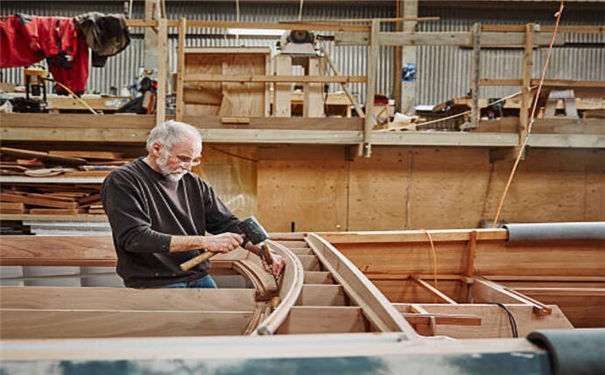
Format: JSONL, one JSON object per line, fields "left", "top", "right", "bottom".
{"left": 361, "top": 19, "right": 380, "bottom": 157}
{"left": 274, "top": 55, "right": 292, "bottom": 117}
{"left": 470, "top": 23, "right": 481, "bottom": 129}
{"left": 175, "top": 18, "right": 187, "bottom": 122}
{"left": 155, "top": 18, "right": 168, "bottom": 125}
{"left": 398, "top": 0, "right": 418, "bottom": 113}
{"left": 519, "top": 23, "right": 536, "bottom": 158}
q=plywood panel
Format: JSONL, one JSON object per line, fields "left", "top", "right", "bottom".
{"left": 219, "top": 53, "right": 268, "bottom": 117}
{"left": 408, "top": 147, "right": 491, "bottom": 229}
{"left": 348, "top": 147, "right": 408, "bottom": 230}
{"left": 257, "top": 159, "right": 348, "bottom": 232}
{"left": 483, "top": 149, "right": 605, "bottom": 223}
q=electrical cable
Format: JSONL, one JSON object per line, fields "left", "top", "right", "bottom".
{"left": 489, "top": 302, "right": 519, "bottom": 338}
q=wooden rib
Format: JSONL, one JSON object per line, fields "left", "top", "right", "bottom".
{"left": 411, "top": 276, "right": 458, "bottom": 304}
{"left": 306, "top": 233, "right": 418, "bottom": 338}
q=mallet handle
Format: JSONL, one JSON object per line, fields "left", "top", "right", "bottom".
{"left": 179, "top": 251, "right": 215, "bottom": 272}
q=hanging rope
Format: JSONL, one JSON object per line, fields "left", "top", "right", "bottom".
{"left": 492, "top": 0, "right": 566, "bottom": 228}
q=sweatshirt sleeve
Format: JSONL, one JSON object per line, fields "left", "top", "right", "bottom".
{"left": 101, "top": 170, "right": 172, "bottom": 253}
{"left": 200, "top": 180, "right": 243, "bottom": 235}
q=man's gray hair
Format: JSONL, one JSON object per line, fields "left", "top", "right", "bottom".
{"left": 146, "top": 120, "right": 202, "bottom": 152}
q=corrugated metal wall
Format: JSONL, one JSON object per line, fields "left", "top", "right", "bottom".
{"left": 1, "top": 1, "right": 603, "bottom": 105}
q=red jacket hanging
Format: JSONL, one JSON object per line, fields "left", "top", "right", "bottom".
{"left": 0, "top": 14, "right": 89, "bottom": 95}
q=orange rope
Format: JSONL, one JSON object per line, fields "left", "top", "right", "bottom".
{"left": 492, "top": 1, "right": 565, "bottom": 228}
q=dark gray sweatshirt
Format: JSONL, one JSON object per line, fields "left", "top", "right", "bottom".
{"left": 101, "top": 157, "right": 242, "bottom": 288}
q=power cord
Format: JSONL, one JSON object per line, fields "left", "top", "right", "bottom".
{"left": 489, "top": 302, "right": 518, "bottom": 338}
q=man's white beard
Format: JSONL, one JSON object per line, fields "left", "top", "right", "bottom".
{"left": 157, "top": 151, "right": 187, "bottom": 182}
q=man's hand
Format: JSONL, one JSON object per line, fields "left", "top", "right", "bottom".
{"left": 244, "top": 242, "right": 285, "bottom": 277}
{"left": 201, "top": 232, "right": 243, "bottom": 253}
{"left": 266, "top": 252, "right": 285, "bottom": 277}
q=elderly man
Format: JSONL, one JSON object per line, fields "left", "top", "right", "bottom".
{"left": 101, "top": 120, "right": 284, "bottom": 288}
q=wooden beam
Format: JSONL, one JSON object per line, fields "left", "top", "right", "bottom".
{"left": 126, "top": 18, "right": 370, "bottom": 32}
{"left": 399, "top": 0, "right": 418, "bottom": 113}
{"left": 519, "top": 23, "right": 536, "bottom": 151}
{"left": 306, "top": 233, "right": 418, "bottom": 337}
{"left": 0, "top": 309, "right": 252, "bottom": 339}
{"left": 482, "top": 24, "right": 605, "bottom": 34}
{"left": 320, "top": 229, "right": 508, "bottom": 244}
{"left": 470, "top": 23, "right": 481, "bottom": 129}
{"left": 335, "top": 31, "right": 561, "bottom": 47}
{"left": 183, "top": 74, "right": 367, "bottom": 83}
{"left": 360, "top": 19, "right": 380, "bottom": 157}
{"left": 402, "top": 313, "right": 481, "bottom": 326}
{"left": 411, "top": 276, "right": 458, "bottom": 304}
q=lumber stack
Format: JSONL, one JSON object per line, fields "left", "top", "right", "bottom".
{"left": 0, "top": 146, "right": 132, "bottom": 216}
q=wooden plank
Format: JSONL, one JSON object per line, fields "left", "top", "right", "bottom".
{"left": 304, "top": 271, "right": 335, "bottom": 285}
{"left": 0, "top": 147, "right": 87, "bottom": 165}
{"left": 0, "top": 235, "right": 116, "bottom": 267}
{"left": 48, "top": 151, "right": 123, "bottom": 160}
{"left": 0, "top": 192, "right": 79, "bottom": 209}
{"left": 0, "top": 286, "right": 257, "bottom": 312}
{"left": 0, "top": 309, "right": 252, "bottom": 339}
{"left": 0, "top": 202, "right": 24, "bottom": 214}
{"left": 28, "top": 208, "right": 85, "bottom": 215}
{"left": 306, "top": 233, "right": 418, "bottom": 337}
{"left": 276, "top": 306, "right": 368, "bottom": 334}
{"left": 401, "top": 313, "right": 481, "bottom": 326}
{"left": 296, "top": 284, "right": 347, "bottom": 306}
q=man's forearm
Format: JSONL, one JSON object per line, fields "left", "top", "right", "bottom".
{"left": 169, "top": 235, "right": 205, "bottom": 253}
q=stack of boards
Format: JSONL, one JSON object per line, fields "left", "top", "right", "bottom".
{"left": 0, "top": 147, "right": 131, "bottom": 216}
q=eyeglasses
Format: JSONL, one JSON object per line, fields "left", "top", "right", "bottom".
{"left": 175, "top": 154, "right": 201, "bottom": 167}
